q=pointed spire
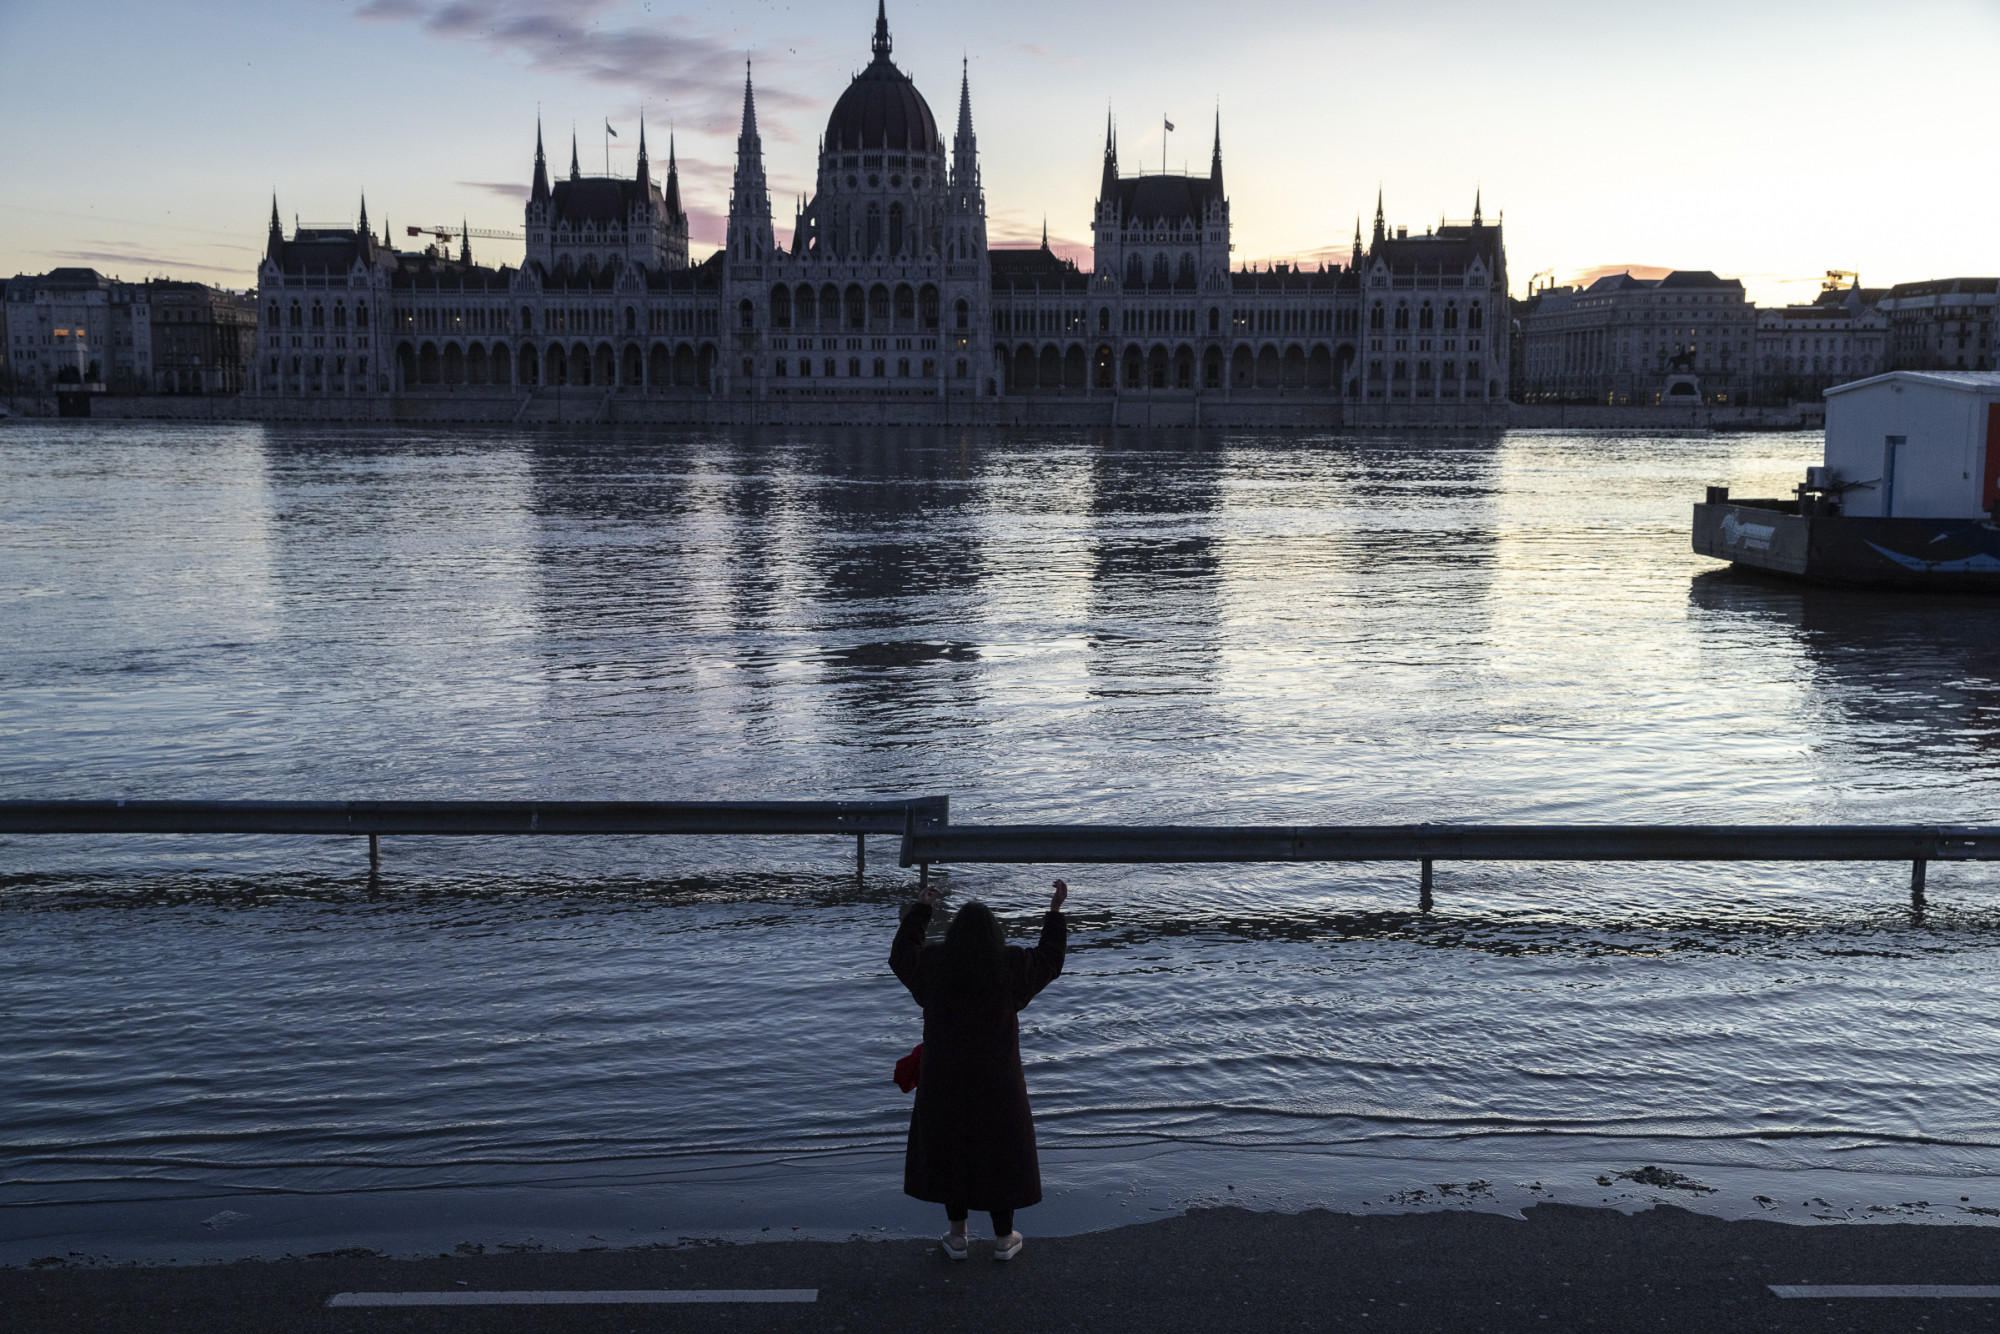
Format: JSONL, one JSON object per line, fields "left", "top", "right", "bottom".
{"left": 532, "top": 119, "right": 551, "bottom": 203}
{"left": 1041, "top": 216, "right": 1048, "bottom": 250}
{"left": 957, "top": 57, "right": 974, "bottom": 142}
{"left": 871, "top": 0, "right": 892, "bottom": 61}
{"left": 358, "top": 194, "right": 369, "bottom": 238}
{"left": 460, "top": 218, "right": 471, "bottom": 265}
{"left": 729, "top": 62, "right": 771, "bottom": 262}
{"left": 569, "top": 129, "right": 580, "bottom": 181}
{"left": 636, "top": 114, "right": 650, "bottom": 187}
{"left": 740, "top": 61, "right": 760, "bottom": 147}
{"left": 1352, "top": 216, "right": 1363, "bottom": 269}
{"left": 1100, "top": 107, "right": 1118, "bottom": 202}
{"left": 267, "top": 194, "right": 283, "bottom": 260}
{"left": 1209, "top": 106, "right": 1223, "bottom": 194}
{"left": 952, "top": 57, "right": 980, "bottom": 192}
{"left": 664, "top": 130, "right": 681, "bottom": 217}
{"left": 1472, "top": 187, "right": 1483, "bottom": 226}
{"left": 1372, "top": 186, "right": 1385, "bottom": 245}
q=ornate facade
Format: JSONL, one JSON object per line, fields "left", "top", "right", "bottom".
{"left": 248, "top": 1, "right": 1507, "bottom": 419}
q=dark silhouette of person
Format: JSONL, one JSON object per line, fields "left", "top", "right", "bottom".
{"left": 890, "top": 878, "right": 1068, "bottom": 1261}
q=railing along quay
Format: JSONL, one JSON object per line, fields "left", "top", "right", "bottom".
{"left": 2, "top": 802, "right": 1993, "bottom": 915}
{"left": 0, "top": 798, "right": 949, "bottom": 877}
{"left": 897, "top": 823, "right": 2000, "bottom": 913}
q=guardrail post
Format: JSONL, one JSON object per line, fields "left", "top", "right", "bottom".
{"left": 368, "top": 833, "right": 380, "bottom": 876}
{"left": 857, "top": 834, "right": 865, "bottom": 879}
{"left": 1911, "top": 858, "right": 1927, "bottom": 916}
{"left": 1419, "top": 858, "right": 1433, "bottom": 913}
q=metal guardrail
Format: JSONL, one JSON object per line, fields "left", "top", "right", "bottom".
{"left": 2, "top": 804, "right": 1988, "bottom": 914}
{"left": 896, "top": 823, "right": 2000, "bottom": 912}
{"left": 0, "top": 798, "right": 950, "bottom": 877}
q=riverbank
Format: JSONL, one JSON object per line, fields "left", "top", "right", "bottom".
{"left": 8, "top": 1203, "right": 2000, "bottom": 1333}
{"left": 1, "top": 391, "right": 1821, "bottom": 430}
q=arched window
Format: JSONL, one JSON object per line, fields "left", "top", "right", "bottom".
{"left": 625, "top": 306, "right": 638, "bottom": 332}
{"left": 1177, "top": 254, "right": 1195, "bottom": 287}
{"left": 1099, "top": 306, "right": 1111, "bottom": 333}
{"left": 311, "top": 302, "right": 324, "bottom": 327}
{"left": 894, "top": 285, "right": 915, "bottom": 325}
{"left": 1418, "top": 302, "right": 1434, "bottom": 330}
{"left": 889, "top": 203, "right": 905, "bottom": 256}
{"left": 1208, "top": 306, "right": 1220, "bottom": 333}
{"left": 333, "top": 303, "right": 346, "bottom": 328}
{"left": 1443, "top": 304, "right": 1458, "bottom": 330}
{"left": 869, "top": 285, "right": 890, "bottom": 324}
{"left": 739, "top": 299, "right": 755, "bottom": 330}
{"left": 770, "top": 286, "right": 791, "bottom": 328}
{"left": 518, "top": 306, "right": 531, "bottom": 332}
{"left": 1369, "top": 302, "right": 1384, "bottom": 331}
{"left": 1125, "top": 254, "right": 1144, "bottom": 289}
{"left": 1394, "top": 303, "right": 1410, "bottom": 330}
{"left": 796, "top": 286, "right": 816, "bottom": 325}
{"left": 1469, "top": 303, "right": 1484, "bottom": 330}
{"left": 866, "top": 203, "right": 882, "bottom": 256}
{"left": 1152, "top": 254, "right": 1170, "bottom": 286}
{"left": 956, "top": 298, "right": 970, "bottom": 330}
{"left": 920, "top": 285, "right": 939, "bottom": 328}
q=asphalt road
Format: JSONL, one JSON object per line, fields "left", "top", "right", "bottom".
{"left": 7, "top": 1203, "right": 2000, "bottom": 1333}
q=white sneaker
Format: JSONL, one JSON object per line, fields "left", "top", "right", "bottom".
{"left": 940, "top": 1230, "right": 968, "bottom": 1261}
{"left": 992, "top": 1230, "right": 1023, "bottom": 1261}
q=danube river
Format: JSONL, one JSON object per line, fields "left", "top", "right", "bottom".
{"left": 4, "top": 422, "right": 1998, "bottom": 1262}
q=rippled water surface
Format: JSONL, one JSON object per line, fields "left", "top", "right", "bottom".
{"left": 5, "top": 421, "right": 2000, "bottom": 1259}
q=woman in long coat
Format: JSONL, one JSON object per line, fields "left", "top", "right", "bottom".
{"left": 890, "top": 879, "right": 1068, "bottom": 1261}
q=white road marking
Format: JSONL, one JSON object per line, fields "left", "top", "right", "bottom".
{"left": 1771, "top": 1285, "right": 2000, "bottom": 1299}
{"left": 327, "top": 1288, "right": 818, "bottom": 1307}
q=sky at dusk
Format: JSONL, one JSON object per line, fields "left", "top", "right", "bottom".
{"left": 2, "top": 0, "right": 1995, "bottom": 306}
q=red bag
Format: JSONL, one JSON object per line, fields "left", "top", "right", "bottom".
{"left": 892, "top": 1043, "right": 922, "bottom": 1093}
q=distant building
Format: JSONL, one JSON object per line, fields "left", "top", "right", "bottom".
{"left": 1752, "top": 284, "right": 1888, "bottom": 405}
{"left": 244, "top": 4, "right": 1503, "bottom": 421}
{"left": 2, "top": 268, "right": 152, "bottom": 392}
{"left": 1515, "top": 270, "right": 1754, "bottom": 406}
{"left": 1879, "top": 276, "right": 1997, "bottom": 372}
{"left": 147, "top": 281, "right": 259, "bottom": 394}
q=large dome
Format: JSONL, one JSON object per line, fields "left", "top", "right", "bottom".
{"left": 824, "top": 10, "right": 940, "bottom": 155}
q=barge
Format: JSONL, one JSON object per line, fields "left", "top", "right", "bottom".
{"left": 1693, "top": 370, "right": 2000, "bottom": 589}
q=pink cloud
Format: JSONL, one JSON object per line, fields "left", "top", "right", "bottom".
{"left": 343, "top": 0, "right": 817, "bottom": 140}
{"left": 1569, "top": 263, "right": 1675, "bottom": 286}
{"left": 459, "top": 180, "right": 529, "bottom": 200}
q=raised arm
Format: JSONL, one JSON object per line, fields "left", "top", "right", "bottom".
{"left": 1014, "top": 879, "right": 1069, "bottom": 1009}
{"left": 889, "top": 899, "right": 934, "bottom": 1006}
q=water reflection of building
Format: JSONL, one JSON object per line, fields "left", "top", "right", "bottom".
{"left": 1688, "top": 570, "right": 2000, "bottom": 770}
{"left": 1084, "top": 441, "right": 1226, "bottom": 699}
{"left": 245, "top": 3, "right": 1506, "bottom": 427}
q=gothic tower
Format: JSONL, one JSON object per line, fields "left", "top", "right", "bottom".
{"left": 727, "top": 64, "right": 774, "bottom": 265}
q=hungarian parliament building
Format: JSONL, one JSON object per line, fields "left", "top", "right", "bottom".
{"left": 249, "top": 4, "right": 1507, "bottom": 424}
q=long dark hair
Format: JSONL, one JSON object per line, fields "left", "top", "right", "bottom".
{"left": 940, "top": 900, "right": 1007, "bottom": 993}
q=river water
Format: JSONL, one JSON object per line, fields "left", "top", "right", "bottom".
{"left": 4, "top": 421, "right": 1999, "bottom": 1263}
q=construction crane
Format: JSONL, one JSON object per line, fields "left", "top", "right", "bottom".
{"left": 1822, "top": 269, "right": 1858, "bottom": 292}
{"left": 407, "top": 225, "right": 523, "bottom": 244}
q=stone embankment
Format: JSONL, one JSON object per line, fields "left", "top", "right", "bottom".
{"left": 2, "top": 392, "right": 1821, "bottom": 431}
{"left": 6, "top": 1204, "right": 2000, "bottom": 1333}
